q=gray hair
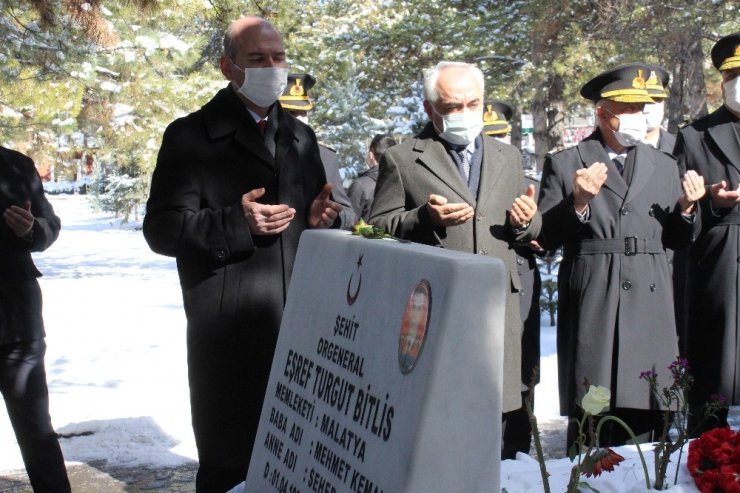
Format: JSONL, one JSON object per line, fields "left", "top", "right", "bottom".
{"left": 423, "top": 61, "right": 485, "bottom": 104}
{"left": 223, "top": 26, "right": 238, "bottom": 60}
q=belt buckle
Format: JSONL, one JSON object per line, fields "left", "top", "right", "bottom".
{"left": 624, "top": 236, "right": 638, "bottom": 256}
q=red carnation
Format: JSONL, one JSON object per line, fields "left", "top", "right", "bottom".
{"left": 689, "top": 427, "right": 740, "bottom": 493}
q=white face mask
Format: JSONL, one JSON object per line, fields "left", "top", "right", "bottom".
{"left": 433, "top": 108, "right": 484, "bottom": 146}
{"left": 603, "top": 107, "right": 647, "bottom": 147}
{"left": 643, "top": 101, "right": 665, "bottom": 131}
{"left": 724, "top": 76, "right": 740, "bottom": 113}
{"left": 231, "top": 63, "right": 289, "bottom": 108}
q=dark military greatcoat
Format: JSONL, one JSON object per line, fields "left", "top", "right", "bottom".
{"left": 674, "top": 105, "right": 740, "bottom": 407}
{"left": 538, "top": 129, "right": 699, "bottom": 415}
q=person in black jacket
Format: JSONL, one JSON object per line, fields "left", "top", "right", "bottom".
{"left": 0, "top": 145, "right": 70, "bottom": 492}
{"left": 348, "top": 134, "right": 397, "bottom": 221}
{"left": 143, "top": 16, "right": 342, "bottom": 492}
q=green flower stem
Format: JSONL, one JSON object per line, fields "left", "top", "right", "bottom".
{"left": 594, "top": 415, "right": 651, "bottom": 490}
{"left": 525, "top": 397, "right": 551, "bottom": 493}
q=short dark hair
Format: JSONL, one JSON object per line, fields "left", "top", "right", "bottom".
{"left": 369, "top": 134, "right": 397, "bottom": 160}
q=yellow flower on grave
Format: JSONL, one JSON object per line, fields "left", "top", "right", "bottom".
{"left": 351, "top": 219, "right": 389, "bottom": 239}
{"left": 581, "top": 385, "right": 611, "bottom": 415}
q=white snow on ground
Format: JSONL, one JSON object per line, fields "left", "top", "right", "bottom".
{"left": 0, "top": 195, "right": 729, "bottom": 492}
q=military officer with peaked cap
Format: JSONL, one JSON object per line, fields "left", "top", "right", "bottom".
{"left": 673, "top": 32, "right": 740, "bottom": 434}
{"left": 643, "top": 65, "right": 676, "bottom": 153}
{"left": 483, "top": 100, "right": 514, "bottom": 142}
{"left": 480, "top": 98, "right": 544, "bottom": 457}
{"left": 279, "top": 73, "right": 357, "bottom": 228}
{"left": 537, "top": 62, "right": 705, "bottom": 448}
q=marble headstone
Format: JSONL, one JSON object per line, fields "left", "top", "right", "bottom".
{"left": 245, "top": 230, "right": 507, "bottom": 493}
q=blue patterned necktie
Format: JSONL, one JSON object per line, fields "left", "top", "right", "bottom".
{"left": 458, "top": 149, "right": 471, "bottom": 180}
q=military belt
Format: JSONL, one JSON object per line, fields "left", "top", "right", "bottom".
{"left": 716, "top": 211, "right": 740, "bottom": 226}
{"left": 565, "top": 237, "right": 664, "bottom": 256}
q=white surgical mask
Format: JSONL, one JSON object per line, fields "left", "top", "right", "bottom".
{"left": 231, "top": 62, "right": 289, "bottom": 108}
{"left": 433, "top": 108, "right": 483, "bottom": 146}
{"left": 643, "top": 101, "right": 665, "bottom": 131}
{"left": 604, "top": 107, "right": 647, "bottom": 147}
{"left": 724, "top": 76, "right": 740, "bottom": 113}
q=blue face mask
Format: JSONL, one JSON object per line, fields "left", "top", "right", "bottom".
{"left": 231, "top": 62, "right": 289, "bottom": 108}
{"left": 433, "top": 108, "right": 483, "bottom": 146}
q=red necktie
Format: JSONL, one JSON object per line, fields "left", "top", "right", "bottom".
{"left": 257, "top": 119, "right": 267, "bottom": 135}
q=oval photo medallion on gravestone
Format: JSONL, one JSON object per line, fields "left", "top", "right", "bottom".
{"left": 398, "top": 279, "right": 432, "bottom": 374}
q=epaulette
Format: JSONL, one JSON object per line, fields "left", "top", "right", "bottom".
{"left": 524, "top": 168, "right": 541, "bottom": 181}
{"left": 318, "top": 142, "right": 336, "bottom": 153}
{"left": 547, "top": 145, "right": 568, "bottom": 157}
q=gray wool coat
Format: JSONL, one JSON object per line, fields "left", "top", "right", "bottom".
{"left": 369, "top": 122, "right": 542, "bottom": 413}
{"left": 538, "top": 129, "right": 699, "bottom": 416}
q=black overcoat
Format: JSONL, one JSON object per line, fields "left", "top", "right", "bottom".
{"left": 143, "top": 86, "right": 328, "bottom": 468}
{"left": 538, "top": 129, "right": 699, "bottom": 415}
{"left": 673, "top": 105, "right": 740, "bottom": 406}
{"left": 0, "top": 146, "right": 60, "bottom": 344}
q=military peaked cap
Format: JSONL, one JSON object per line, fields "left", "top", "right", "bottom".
{"left": 711, "top": 33, "right": 740, "bottom": 71}
{"left": 279, "top": 73, "right": 316, "bottom": 111}
{"left": 580, "top": 63, "right": 654, "bottom": 103}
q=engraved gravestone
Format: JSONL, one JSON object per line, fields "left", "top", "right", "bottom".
{"left": 245, "top": 230, "right": 507, "bottom": 493}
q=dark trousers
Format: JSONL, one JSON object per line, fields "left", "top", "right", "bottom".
{"left": 688, "top": 402, "right": 729, "bottom": 438}
{"left": 195, "top": 463, "right": 247, "bottom": 492}
{"left": 501, "top": 390, "right": 533, "bottom": 459}
{"left": 567, "top": 407, "right": 666, "bottom": 450}
{"left": 0, "top": 339, "right": 70, "bottom": 493}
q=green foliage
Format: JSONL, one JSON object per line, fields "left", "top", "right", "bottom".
{"left": 0, "top": 0, "right": 737, "bottom": 214}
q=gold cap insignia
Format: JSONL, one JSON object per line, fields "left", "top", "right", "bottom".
{"left": 632, "top": 69, "right": 646, "bottom": 89}
{"left": 646, "top": 71, "right": 659, "bottom": 87}
{"left": 289, "top": 79, "right": 304, "bottom": 97}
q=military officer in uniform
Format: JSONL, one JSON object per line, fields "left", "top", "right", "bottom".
{"left": 537, "top": 63, "right": 705, "bottom": 448}
{"left": 643, "top": 65, "right": 676, "bottom": 153}
{"left": 481, "top": 99, "right": 543, "bottom": 457}
{"left": 673, "top": 32, "right": 740, "bottom": 434}
{"left": 483, "top": 100, "right": 514, "bottom": 144}
{"left": 279, "top": 73, "right": 357, "bottom": 228}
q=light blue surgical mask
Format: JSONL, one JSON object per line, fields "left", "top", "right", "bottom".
{"left": 433, "top": 108, "right": 483, "bottom": 146}
{"left": 231, "top": 62, "right": 288, "bottom": 108}
{"left": 603, "top": 106, "right": 647, "bottom": 147}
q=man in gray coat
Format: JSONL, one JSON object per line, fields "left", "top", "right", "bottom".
{"left": 538, "top": 63, "right": 704, "bottom": 448}
{"left": 143, "top": 16, "right": 342, "bottom": 492}
{"left": 673, "top": 32, "right": 740, "bottom": 434}
{"left": 369, "top": 61, "right": 542, "bottom": 441}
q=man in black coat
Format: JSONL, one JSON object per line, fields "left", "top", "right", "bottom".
{"left": 673, "top": 32, "right": 740, "bottom": 433}
{"left": 143, "top": 16, "right": 342, "bottom": 492}
{"left": 348, "top": 133, "right": 397, "bottom": 221}
{"left": 0, "top": 146, "right": 70, "bottom": 492}
{"left": 537, "top": 63, "right": 704, "bottom": 448}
